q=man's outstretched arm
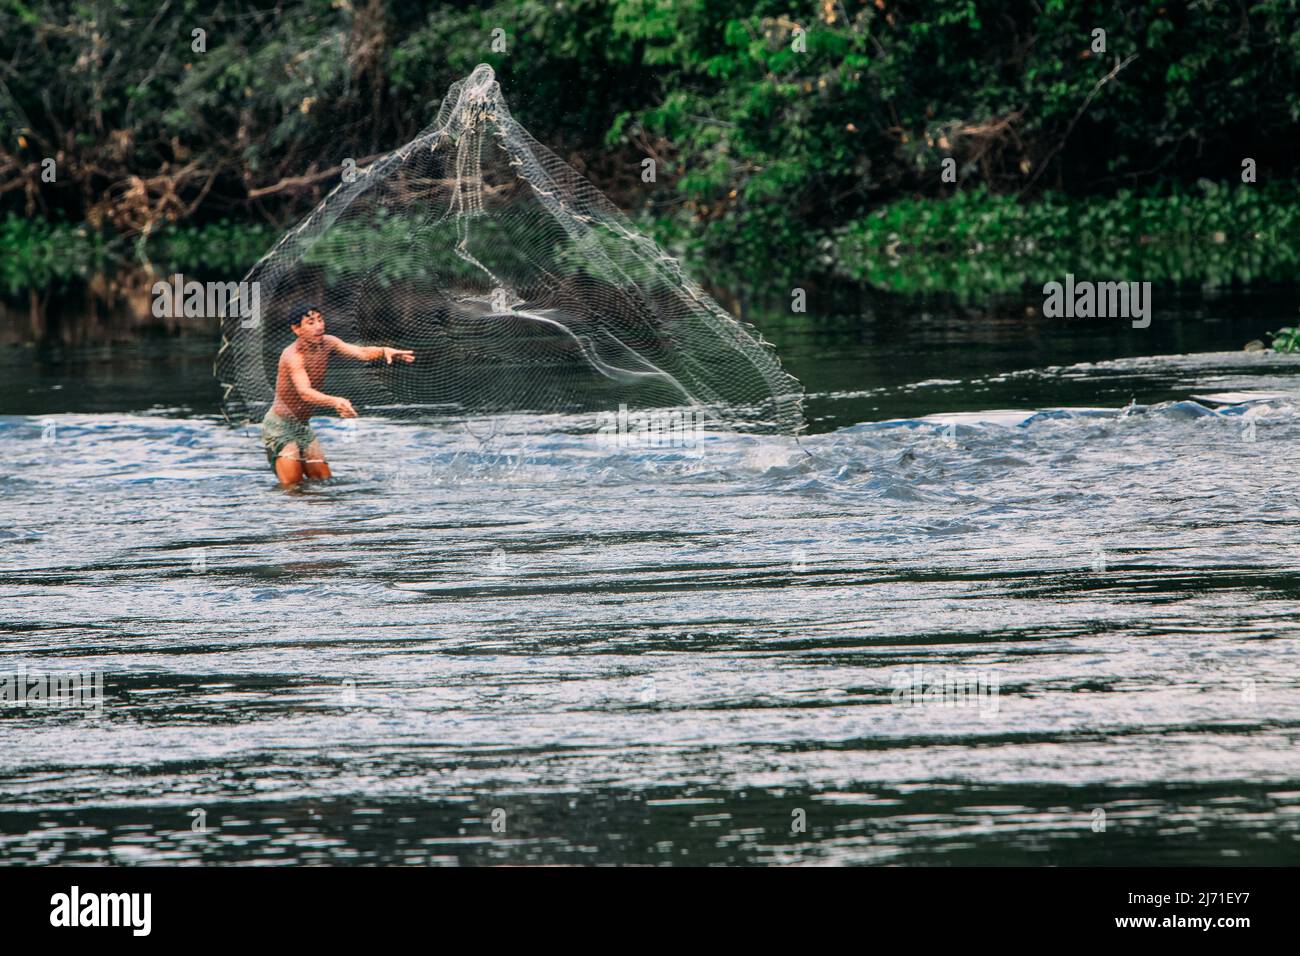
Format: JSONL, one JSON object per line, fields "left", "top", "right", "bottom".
{"left": 326, "top": 335, "right": 415, "bottom": 364}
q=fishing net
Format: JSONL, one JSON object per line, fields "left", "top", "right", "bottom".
{"left": 215, "top": 64, "right": 803, "bottom": 438}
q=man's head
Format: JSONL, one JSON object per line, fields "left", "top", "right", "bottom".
{"left": 288, "top": 303, "right": 324, "bottom": 340}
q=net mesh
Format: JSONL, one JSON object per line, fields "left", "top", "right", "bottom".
{"left": 215, "top": 64, "right": 804, "bottom": 437}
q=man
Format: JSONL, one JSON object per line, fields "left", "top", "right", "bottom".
{"left": 261, "top": 303, "right": 414, "bottom": 487}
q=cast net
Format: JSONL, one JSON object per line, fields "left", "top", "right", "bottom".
{"left": 215, "top": 64, "right": 804, "bottom": 437}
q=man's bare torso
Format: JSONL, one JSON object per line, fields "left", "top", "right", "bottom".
{"left": 271, "top": 340, "right": 331, "bottom": 420}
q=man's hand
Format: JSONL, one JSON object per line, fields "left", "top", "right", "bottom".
{"left": 326, "top": 336, "right": 415, "bottom": 365}
{"left": 332, "top": 397, "right": 358, "bottom": 418}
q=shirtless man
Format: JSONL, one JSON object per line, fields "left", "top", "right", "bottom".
{"left": 261, "top": 303, "right": 414, "bottom": 487}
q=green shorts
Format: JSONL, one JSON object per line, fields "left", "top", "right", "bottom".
{"left": 261, "top": 411, "right": 317, "bottom": 468}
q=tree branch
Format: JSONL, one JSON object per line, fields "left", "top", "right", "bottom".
{"left": 1024, "top": 53, "right": 1138, "bottom": 192}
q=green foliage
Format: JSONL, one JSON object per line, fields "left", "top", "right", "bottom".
{"left": 594, "top": 0, "right": 1300, "bottom": 285}
{"left": 1, "top": 1, "right": 1298, "bottom": 290}
{"left": 832, "top": 183, "right": 1300, "bottom": 297}
{"left": 0, "top": 214, "right": 110, "bottom": 294}
{"left": 149, "top": 221, "right": 279, "bottom": 275}
{"left": 0, "top": 214, "right": 274, "bottom": 293}
{"left": 1268, "top": 327, "right": 1300, "bottom": 353}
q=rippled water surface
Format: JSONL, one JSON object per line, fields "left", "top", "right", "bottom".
{"left": 3, "top": 292, "right": 1300, "bottom": 865}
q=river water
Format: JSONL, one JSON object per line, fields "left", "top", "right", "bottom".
{"left": 2, "top": 285, "right": 1299, "bottom": 865}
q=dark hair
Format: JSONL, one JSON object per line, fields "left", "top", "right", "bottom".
{"left": 287, "top": 302, "right": 322, "bottom": 329}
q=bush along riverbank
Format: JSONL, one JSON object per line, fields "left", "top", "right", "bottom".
{"left": 0, "top": 215, "right": 278, "bottom": 296}
{"left": 5, "top": 181, "right": 1300, "bottom": 304}
{"left": 830, "top": 182, "right": 1300, "bottom": 299}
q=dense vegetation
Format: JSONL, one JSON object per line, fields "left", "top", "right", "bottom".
{"left": 834, "top": 182, "right": 1300, "bottom": 296}
{"left": 2, "top": 0, "right": 1298, "bottom": 291}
